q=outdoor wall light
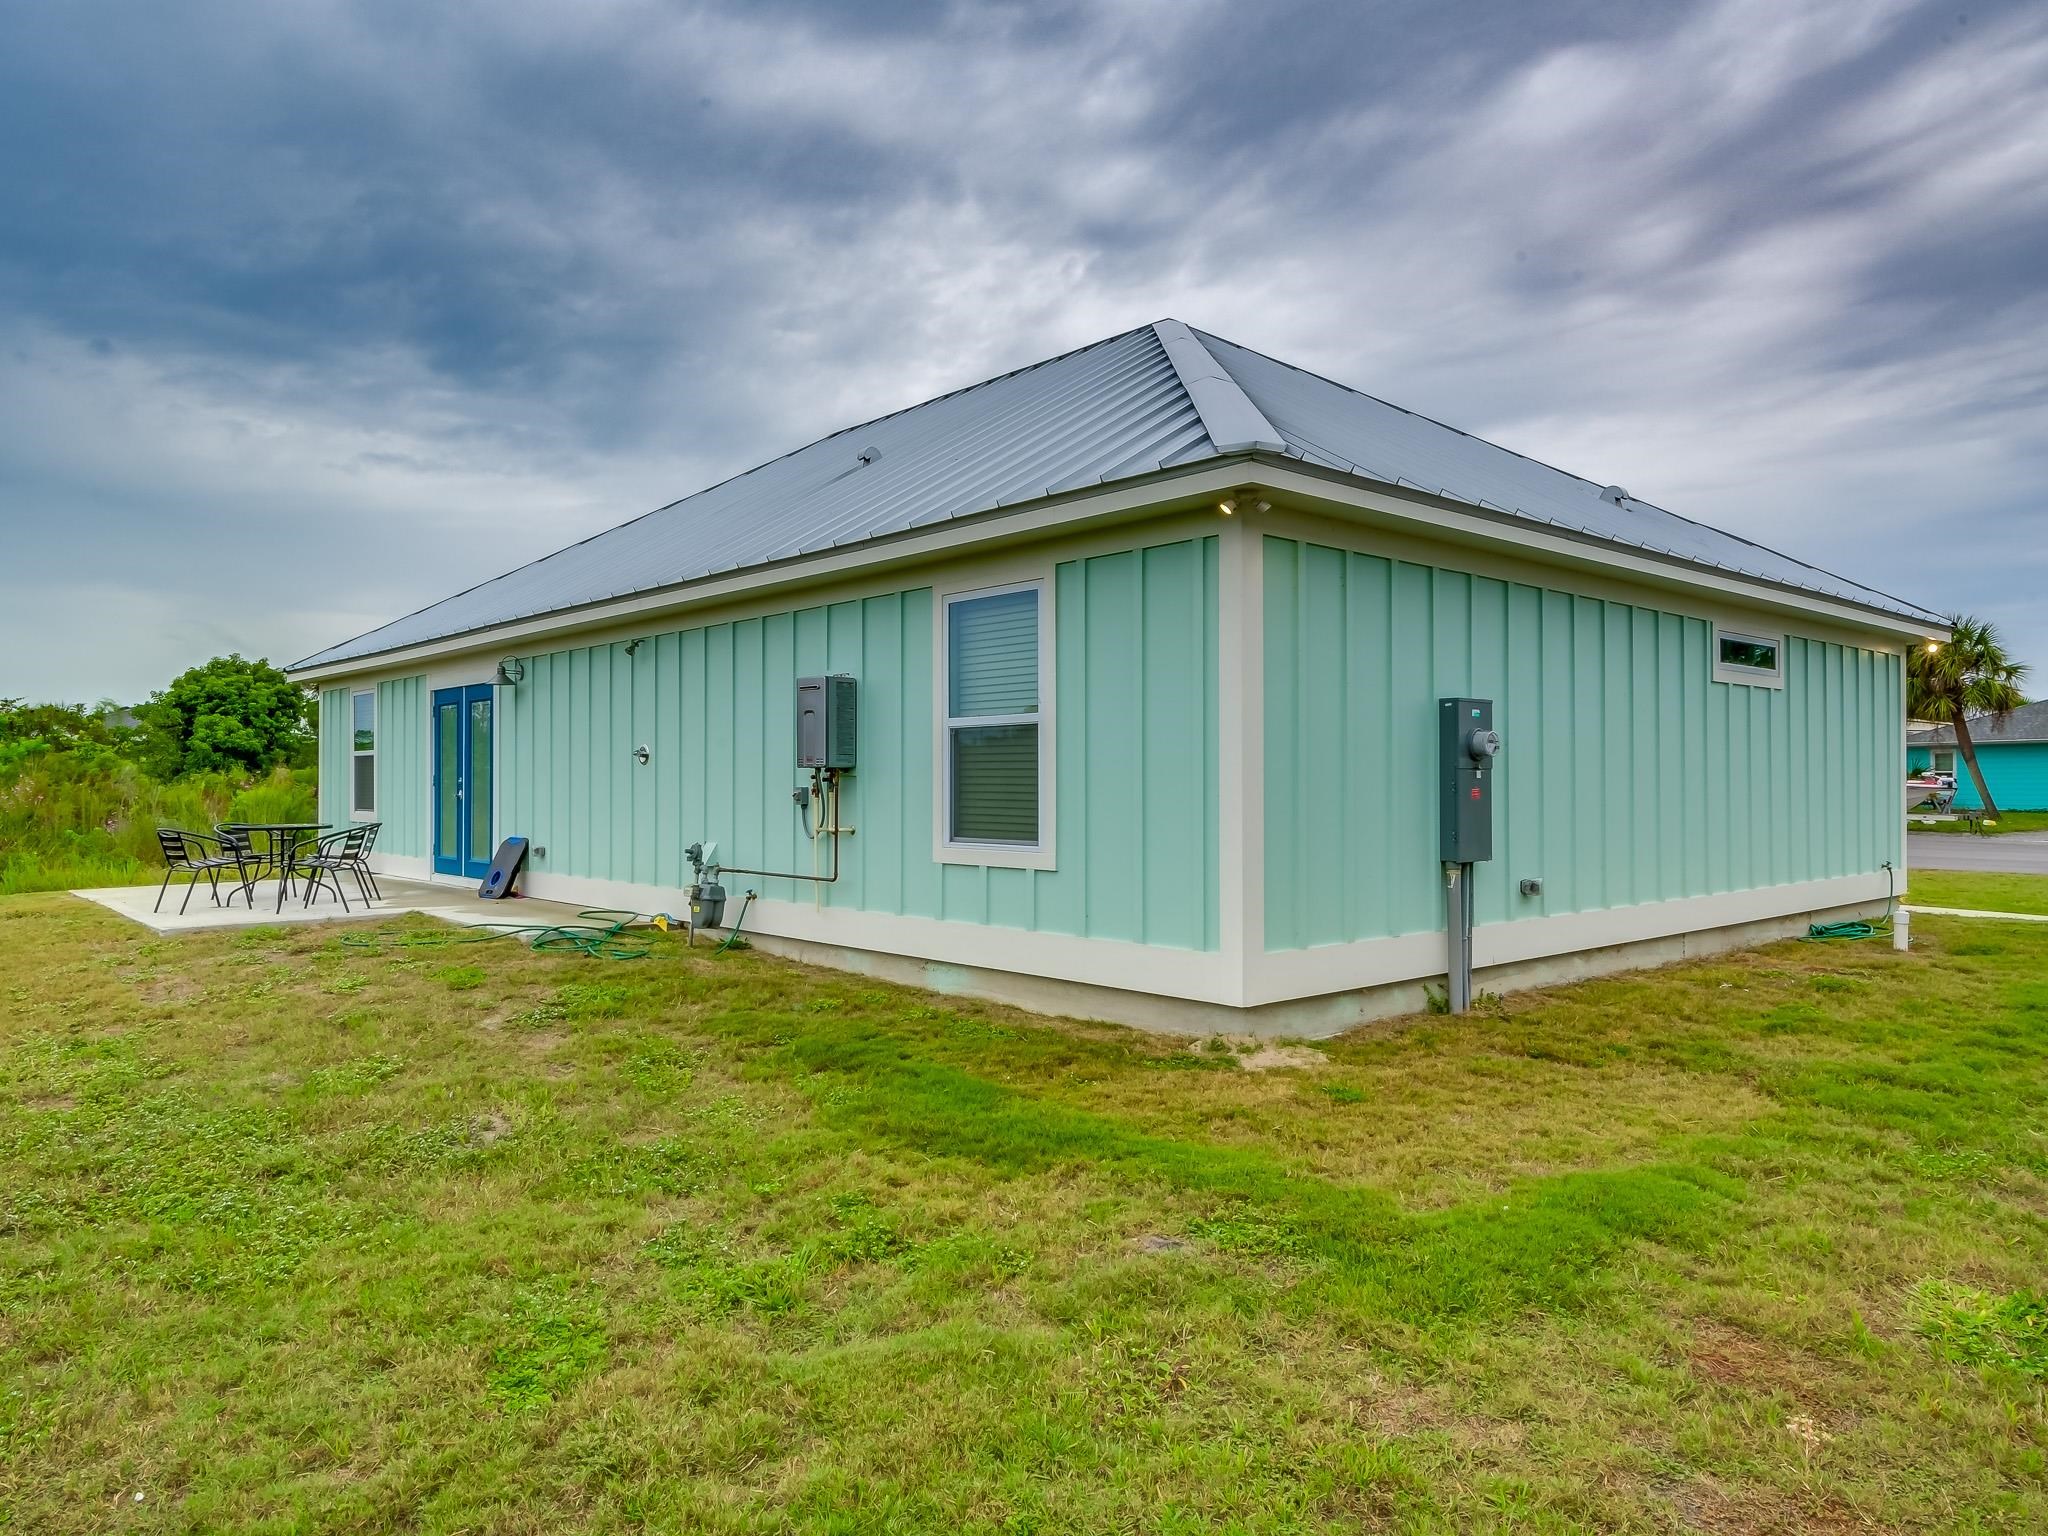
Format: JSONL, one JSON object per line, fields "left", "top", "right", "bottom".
{"left": 494, "top": 657, "right": 525, "bottom": 686}
{"left": 1218, "top": 497, "right": 1237, "bottom": 515}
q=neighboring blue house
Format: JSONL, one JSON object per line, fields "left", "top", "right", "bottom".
{"left": 289, "top": 320, "right": 1941, "bottom": 1034}
{"left": 1910, "top": 700, "right": 2048, "bottom": 810}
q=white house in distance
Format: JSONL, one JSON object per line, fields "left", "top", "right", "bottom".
{"left": 290, "top": 322, "right": 1944, "bottom": 1034}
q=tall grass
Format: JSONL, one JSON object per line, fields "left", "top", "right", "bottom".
{"left": 0, "top": 759, "right": 316, "bottom": 895}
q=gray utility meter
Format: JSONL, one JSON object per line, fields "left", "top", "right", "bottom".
{"left": 797, "top": 675, "right": 858, "bottom": 770}
{"left": 1439, "top": 698, "right": 1500, "bottom": 863}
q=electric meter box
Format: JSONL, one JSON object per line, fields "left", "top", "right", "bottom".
{"left": 797, "top": 675, "right": 858, "bottom": 770}
{"left": 1439, "top": 697, "right": 1498, "bottom": 863}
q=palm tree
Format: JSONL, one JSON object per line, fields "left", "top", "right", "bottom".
{"left": 1908, "top": 615, "right": 2029, "bottom": 818}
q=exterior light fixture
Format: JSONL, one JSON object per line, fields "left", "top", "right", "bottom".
{"left": 494, "top": 657, "right": 526, "bottom": 686}
{"left": 1218, "top": 497, "right": 1237, "bottom": 516}
{"left": 1926, "top": 642, "right": 1941, "bottom": 654}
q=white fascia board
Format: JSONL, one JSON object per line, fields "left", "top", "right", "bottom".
{"left": 286, "top": 461, "right": 1256, "bottom": 684}
{"left": 1253, "top": 459, "right": 1948, "bottom": 645}
{"left": 291, "top": 447, "right": 1941, "bottom": 685}
{"left": 1152, "top": 320, "right": 1288, "bottom": 454}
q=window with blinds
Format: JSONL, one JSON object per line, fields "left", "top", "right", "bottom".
{"left": 944, "top": 584, "right": 1043, "bottom": 848}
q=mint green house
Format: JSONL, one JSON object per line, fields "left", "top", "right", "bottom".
{"left": 288, "top": 322, "right": 1944, "bottom": 1033}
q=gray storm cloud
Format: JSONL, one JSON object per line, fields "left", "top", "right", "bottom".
{"left": 1, "top": 0, "right": 2042, "bottom": 700}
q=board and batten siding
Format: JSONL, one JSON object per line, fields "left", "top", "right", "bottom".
{"left": 372, "top": 676, "right": 429, "bottom": 857}
{"left": 317, "top": 687, "right": 350, "bottom": 830}
{"left": 498, "top": 535, "right": 1221, "bottom": 950}
{"left": 316, "top": 678, "right": 428, "bottom": 857}
{"left": 1263, "top": 535, "right": 1904, "bottom": 951}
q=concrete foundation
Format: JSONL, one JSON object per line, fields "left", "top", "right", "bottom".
{"left": 723, "top": 896, "right": 1895, "bottom": 1039}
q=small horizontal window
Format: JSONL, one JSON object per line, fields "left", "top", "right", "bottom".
{"left": 1713, "top": 626, "right": 1784, "bottom": 687}
{"left": 1719, "top": 635, "right": 1778, "bottom": 672}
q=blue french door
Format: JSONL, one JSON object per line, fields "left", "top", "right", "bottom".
{"left": 432, "top": 685, "right": 494, "bottom": 879}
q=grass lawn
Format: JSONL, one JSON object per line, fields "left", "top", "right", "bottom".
{"left": 1911, "top": 809, "right": 2048, "bottom": 836}
{"left": 1908, "top": 869, "right": 2048, "bottom": 917}
{"left": 4, "top": 895, "right": 2047, "bottom": 1532}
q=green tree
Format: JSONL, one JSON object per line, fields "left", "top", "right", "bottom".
{"left": 1908, "top": 615, "right": 2029, "bottom": 819}
{"left": 142, "top": 655, "right": 312, "bottom": 777}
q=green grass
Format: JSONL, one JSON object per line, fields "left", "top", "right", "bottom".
{"left": 4, "top": 896, "right": 2048, "bottom": 1531}
{"left": 1908, "top": 869, "right": 2048, "bottom": 916}
{"left": 1911, "top": 809, "right": 2048, "bottom": 836}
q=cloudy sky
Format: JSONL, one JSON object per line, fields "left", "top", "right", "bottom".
{"left": 3, "top": 0, "right": 2043, "bottom": 704}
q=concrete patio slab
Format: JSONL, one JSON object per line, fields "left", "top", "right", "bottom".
{"left": 70, "top": 876, "right": 593, "bottom": 936}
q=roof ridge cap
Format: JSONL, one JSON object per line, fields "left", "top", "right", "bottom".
{"left": 1151, "top": 319, "right": 1287, "bottom": 455}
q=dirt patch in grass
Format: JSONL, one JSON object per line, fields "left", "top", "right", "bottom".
{"left": 1687, "top": 1321, "right": 1822, "bottom": 1404}
{"left": 138, "top": 973, "right": 205, "bottom": 1005}
{"left": 1232, "top": 1041, "right": 1329, "bottom": 1072}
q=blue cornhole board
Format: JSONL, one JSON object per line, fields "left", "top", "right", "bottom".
{"left": 479, "top": 836, "right": 528, "bottom": 899}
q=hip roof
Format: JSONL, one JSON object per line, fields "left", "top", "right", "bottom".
{"left": 293, "top": 319, "right": 1943, "bottom": 672}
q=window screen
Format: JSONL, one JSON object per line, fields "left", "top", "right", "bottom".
{"left": 945, "top": 587, "right": 1041, "bottom": 847}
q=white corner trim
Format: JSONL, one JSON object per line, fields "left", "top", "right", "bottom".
{"left": 1153, "top": 320, "right": 1287, "bottom": 455}
{"left": 1216, "top": 514, "right": 1263, "bottom": 983}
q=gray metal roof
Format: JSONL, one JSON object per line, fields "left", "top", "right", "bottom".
{"left": 293, "top": 319, "right": 1942, "bottom": 671}
{"left": 1189, "top": 328, "right": 1941, "bottom": 626}
{"left": 1910, "top": 699, "right": 2048, "bottom": 745}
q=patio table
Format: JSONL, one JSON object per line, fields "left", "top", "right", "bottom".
{"left": 220, "top": 823, "right": 330, "bottom": 913}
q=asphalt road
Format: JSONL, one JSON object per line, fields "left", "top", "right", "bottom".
{"left": 1909, "top": 832, "right": 2048, "bottom": 874}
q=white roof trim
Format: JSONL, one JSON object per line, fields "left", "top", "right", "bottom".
{"left": 1152, "top": 319, "right": 1287, "bottom": 455}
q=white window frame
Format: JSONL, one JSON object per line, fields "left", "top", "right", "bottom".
{"left": 1712, "top": 624, "right": 1785, "bottom": 689}
{"left": 1932, "top": 749, "right": 1957, "bottom": 775}
{"left": 350, "top": 688, "right": 377, "bottom": 819}
{"left": 932, "top": 573, "right": 1056, "bottom": 871}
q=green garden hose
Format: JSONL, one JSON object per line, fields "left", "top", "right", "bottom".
{"left": 340, "top": 907, "right": 654, "bottom": 960}
{"left": 1805, "top": 862, "right": 1895, "bottom": 942}
{"left": 715, "top": 891, "right": 756, "bottom": 953}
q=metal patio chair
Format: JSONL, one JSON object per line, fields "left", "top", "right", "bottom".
{"left": 301, "top": 823, "right": 378, "bottom": 911}
{"left": 211, "top": 826, "right": 267, "bottom": 908}
{"left": 352, "top": 820, "right": 383, "bottom": 901}
{"left": 152, "top": 828, "right": 243, "bottom": 914}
